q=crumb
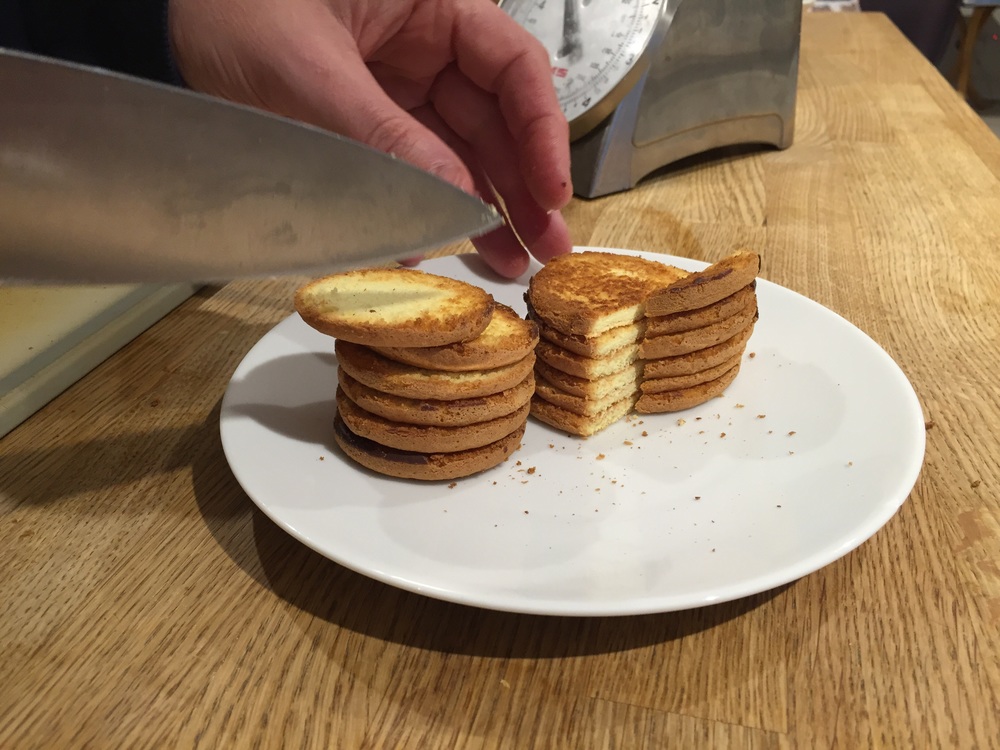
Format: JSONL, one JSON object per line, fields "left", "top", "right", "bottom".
{"left": 595, "top": 488, "right": 600, "bottom": 493}
{"left": 597, "top": 453, "right": 606, "bottom": 460}
{"left": 972, "top": 479, "right": 981, "bottom": 488}
{"left": 549, "top": 443, "right": 554, "bottom": 449}
{"left": 623, "top": 440, "right": 633, "bottom": 446}
{"left": 523, "top": 510, "right": 529, "bottom": 515}
{"left": 756, "top": 414, "right": 766, "bottom": 419}
{"left": 749, "top": 352, "right": 756, "bottom": 358}
{"left": 735, "top": 403, "right": 745, "bottom": 409}
{"left": 768, "top": 430, "right": 774, "bottom": 435}
{"left": 641, "top": 431, "right": 648, "bottom": 437}
{"left": 788, "top": 431, "right": 796, "bottom": 436}
{"left": 492, "top": 481, "right": 497, "bottom": 485}
{"left": 448, "top": 482, "right": 457, "bottom": 489}
{"left": 638, "top": 420, "right": 644, "bottom": 425}
{"left": 925, "top": 420, "right": 935, "bottom": 430}
{"left": 789, "top": 450, "right": 795, "bottom": 455}
{"left": 847, "top": 461, "right": 853, "bottom": 467}
{"left": 694, "top": 496, "right": 701, "bottom": 500}
{"left": 521, "top": 480, "right": 529, "bottom": 484}
{"left": 527, "top": 466, "right": 536, "bottom": 475}
{"left": 319, "top": 456, "right": 325, "bottom": 461}
{"left": 500, "top": 679, "right": 511, "bottom": 689}
{"left": 516, "top": 460, "right": 522, "bottom": 466}
{"left": 720, "top": 432, "right": 726, "bottom": 438}
{"left": 777, "top": 504, "right": 782, "bottom": 508}
{"left": 699, "top": 430, "right": 705, "bottom": 435}
{"left": 611, "top": 479, "right": 617, "bottom": 485}
{"left": 711, "top": 548, "right": 716, "bottom": 553}
{"left": 677, "top": 418, "right": 686, "bottom": 426}
{"left": 695, "top": 417, "right": 702, "bottom": 421}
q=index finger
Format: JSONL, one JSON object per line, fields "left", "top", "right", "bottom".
{"left": 450, "top": 2, "right": 572, "bottom": 211}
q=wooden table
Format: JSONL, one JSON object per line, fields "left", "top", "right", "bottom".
{"left": 3, "top": 13, "right": 999, "bottom": 748}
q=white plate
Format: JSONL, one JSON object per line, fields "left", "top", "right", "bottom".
{"left": 220, "top": 249, "right": 925, "bottom": 616}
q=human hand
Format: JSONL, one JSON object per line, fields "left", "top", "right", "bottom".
{"left": 168, "top": 0, "right": 573, "bottom": 278}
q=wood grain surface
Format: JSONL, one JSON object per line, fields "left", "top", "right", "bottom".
{"left": 2, "top": 13, "right": 1000, "bottom": 749}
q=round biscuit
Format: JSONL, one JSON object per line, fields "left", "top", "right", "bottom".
{"left": 635, "top": 364, "right": 741, "bottom": 413}
{"left": 334, "top": 413, "right": 524, "bottom": 481}
{"left": 295, "top": 267, "right": 494, "bottom": 347}
{"left": 372, "top": 303, "right": 538, "bottom": 372}
{"left": 337, "top": 388, "right": 530, "bottom": 453}
{"left": 336, "top": 339, "right": 535, "bottom": 399}
{"left": 338, "top": 369, "right": 534, "bottom": 426}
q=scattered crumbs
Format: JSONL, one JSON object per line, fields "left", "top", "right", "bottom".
{"left": 548, "top": 443, "right": 555, "bottom": 449}
{"left": 695, "top": 417, "right": 702, "bottom": 421}
{"left": 492, "top": 481, "right": 498, "bottom": 485}
{"left": 597, "top": 453, "right": 606, "bottom": 460}
{"left": 735, "top": 403, "right": 745, "bottom": 409}
{"left": 523, "top": 510, "right": 529, "bottom": 515}
{"left": 624, "top": 440, "right": 633, "bottom": 446}
{"left": 972, "top": 479, "right": 982, "bottom": 488}
{"left": 521, "top": 480, "right": 529, "bottom": 484}
{"left": 595, "top": 488, "right": 601, "bottom": 493}
{"left": 756, "top": 414, "right": 766, "bottom": 419}
{"left": 925, "top": 420, "right": 935, "bottom": 430}
{"left": 715, "top": 414, "right": 721, "bottom": 420}
{"left": 638, "top": 420, "right": 644, "bottom": 425}
{"left": 788, "top": 430, "right": 797, "bottom": 436}
{"left": 677, "top": 418, "right": 687, "bottom": 426}
{"left": 720, "top": 432, "right": 727, "bottom": 439}
{"left": 448, "top": 482, "right": 457, "bottom": 489}
{"left": 694, "top": 496, "right": 701, "bottom": 500}
{"left": 500, "top": 679, "right": 511, "bottom": 689}
{"left": 611, "top": 479, "right": 618, "bottom": 485}
{"left": 749, "top": 352, "right": 756, "bottom": 358}
{"left": 516, "top": 460, "right": 522, "bottom": 466}
{"left": 527, "top": 466, "right": 537, "bottom": 475}
{"left": 319, "top": 456, "right": 325, "bottom": 461}
{"left": 641, "top": 430, "right": 649, "bottom": 437}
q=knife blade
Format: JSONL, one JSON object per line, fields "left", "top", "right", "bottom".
{"left": 0, "top": 49, "right": 502, "bottom": 284}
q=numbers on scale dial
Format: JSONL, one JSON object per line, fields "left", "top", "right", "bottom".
{"left": 505, "top": 0, "right": 661, "bottom": 124}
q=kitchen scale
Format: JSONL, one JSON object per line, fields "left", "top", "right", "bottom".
{"left": 501, "top": 0, "right": 803, "bottom": 197}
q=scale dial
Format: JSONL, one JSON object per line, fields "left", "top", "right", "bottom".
{"left": 502, "top": 0, "right": 663, "bottom": 140}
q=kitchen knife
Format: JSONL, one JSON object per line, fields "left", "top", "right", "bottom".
{"left": 0, "top": 49, "right": 502, "bottom": 284}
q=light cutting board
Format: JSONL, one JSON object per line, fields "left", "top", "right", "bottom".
{"left": 0, "top": 283, "right": 196, "bottom": 438}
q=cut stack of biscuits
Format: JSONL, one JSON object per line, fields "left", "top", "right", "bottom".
{"left": 295, "top": 267, "right": 538, "bottom": 480}
{"left": 527, "top": 250, "right": 760, "bottom": 436}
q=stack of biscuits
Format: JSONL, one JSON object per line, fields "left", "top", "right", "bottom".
{"left": 527, "top": 250, "right": 760, "bottom": 436}
{"left": 295, "top": 267, "right": 537, "bottom": 480}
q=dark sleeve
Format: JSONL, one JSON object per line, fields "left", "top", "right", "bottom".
{"left": 0, "top": 0, "right": 181, "bottom": 84}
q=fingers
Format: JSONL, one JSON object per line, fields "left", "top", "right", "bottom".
{"left": 429, "top": 65, "right": 572, "bottom": 268}
{"left": 450, "top": 1, "right": 572, "bottom": 212}
{"left": 410, "top": 105, "right": 531, "bottom": 278}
